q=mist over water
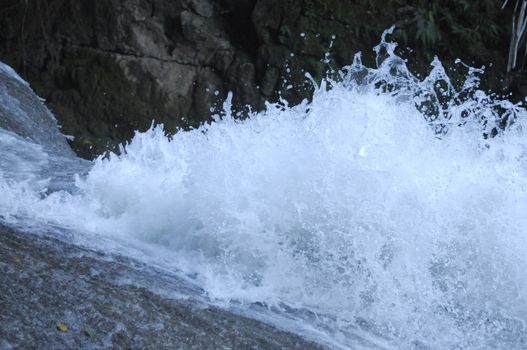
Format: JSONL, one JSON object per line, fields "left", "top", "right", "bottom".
{"left": 2, "top": 29, "right": 527, "bottom": 349}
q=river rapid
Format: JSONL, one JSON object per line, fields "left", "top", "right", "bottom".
{"left": 1, "top": 29, "right": 527, "bottom": 349}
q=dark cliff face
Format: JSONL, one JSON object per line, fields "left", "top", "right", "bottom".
{"left": 1, "top": 0, "right": 259, "bottom": 158}
{"left": 0, "top": 0, "right": 512, "bottom": 159}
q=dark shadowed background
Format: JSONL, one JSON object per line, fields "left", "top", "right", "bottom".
{"left": 0, "top": 0, "right": 520, "bottom": 158}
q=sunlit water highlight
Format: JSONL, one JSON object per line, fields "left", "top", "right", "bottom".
{"left": 2, "top": 29, "right": 527, "bottom": 349}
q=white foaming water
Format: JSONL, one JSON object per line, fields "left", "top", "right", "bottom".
{"left": 3, "top": 29, "right": 527, "bottom": 349}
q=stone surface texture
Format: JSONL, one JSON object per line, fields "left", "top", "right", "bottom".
{"left": 0, "top": 225, "right": 325, "bottom": 349}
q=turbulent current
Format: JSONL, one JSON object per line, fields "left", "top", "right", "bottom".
{"left": 2, "top": 29, "right": 527, "bottom": 349}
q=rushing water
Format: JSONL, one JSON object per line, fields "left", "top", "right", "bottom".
{"left": 2, "top": 29, "right": 527, "bottom": 349}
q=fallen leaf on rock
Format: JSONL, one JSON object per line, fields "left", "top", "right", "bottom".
{"left": 56, "top": 323, "right": 68, "bottom": 332}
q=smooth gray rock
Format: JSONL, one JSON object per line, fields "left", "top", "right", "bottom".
{"left": 0, "top": 62, "right": 89, "bottom": 191}
{"left": 0, "top": 63, "right": 72, "bottom": 156}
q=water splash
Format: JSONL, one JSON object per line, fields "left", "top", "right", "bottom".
{"left": 3, "top": 29, "right": 527, "bottom": 349}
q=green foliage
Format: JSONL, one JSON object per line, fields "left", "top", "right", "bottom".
{"left": 352, "top": 0, "right": 503, "bottom": 62}
{"left": 396, "top": 0, "right": 502, "bottom": 58}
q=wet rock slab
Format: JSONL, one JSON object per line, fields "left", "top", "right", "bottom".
{"left": 0, "top": 224, "right": 324, "bottom": 349}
